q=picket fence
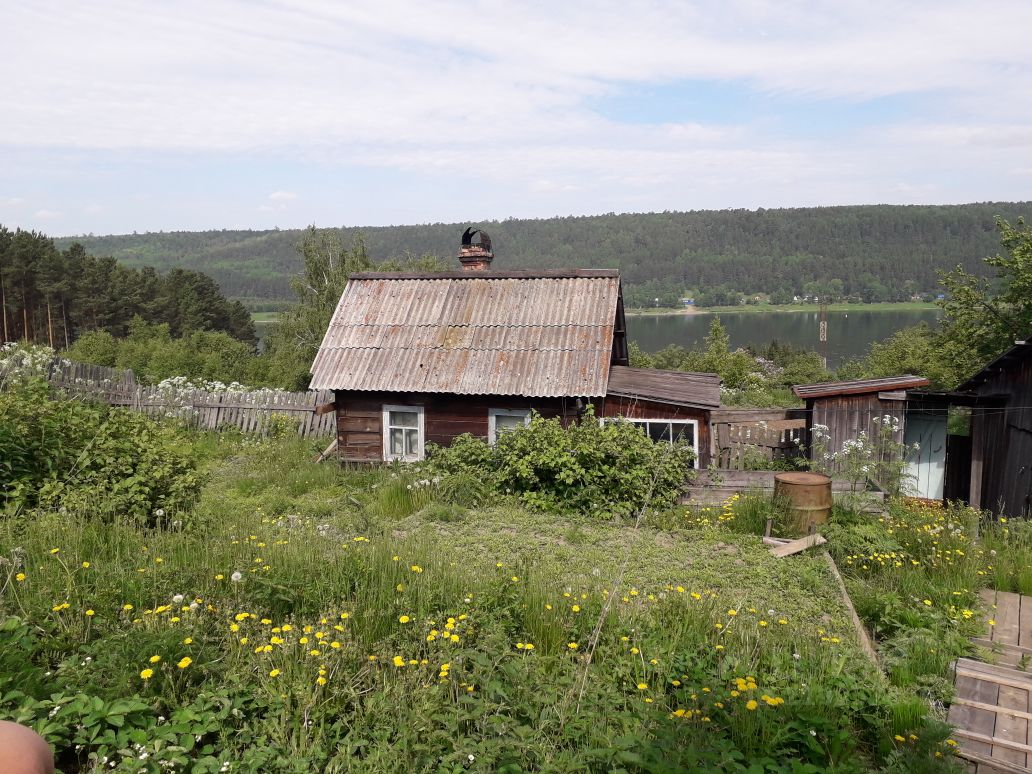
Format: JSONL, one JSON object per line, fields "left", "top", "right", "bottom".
{"left": 3, "top": 358, "right": 336, "bottom": 438}
{"left": 709, "top": 408, "right": 807, "bottom": 470}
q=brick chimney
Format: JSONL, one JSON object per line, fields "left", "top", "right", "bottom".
{"left": 458, "top": 227, "right": 493, "bottom": 270}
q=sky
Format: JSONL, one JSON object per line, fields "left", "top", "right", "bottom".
{"left": 2, "top": 0, "right": 1031, "bottom": 236}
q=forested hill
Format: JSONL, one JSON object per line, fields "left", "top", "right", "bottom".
{"left": 55, "top": 202, "right": 1032, "bottom": 307}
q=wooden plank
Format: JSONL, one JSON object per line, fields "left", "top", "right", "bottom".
{"left": 770, "top": 534, "right": 827, "bottom": 558}
{"left": 955, "top": 698, "right": 1032, "bottom": 723}
{"left": 957, "top": 668, "right": 1032, "bottom": 694}
{"left": 993, "top": 685, "right": 1030, "bottom": 767}
{"left": 998, "top": 594, "right": 1023, "bottom": 648}
{"left": 821, "top": 552, "right": 880, "bottom": 668}
{"left": 1020, "top": 596, "right": 1032, "bottom": 650}
{"left": 972, "top": 639, "right": 1032, "bottom": 658}
{"left": 955, "top": 750, "right": 1032, "bottom": 774}
{"left": 953, "top": 730, "right": 1032, "bottom": 757}
{"left": 952, "top": 672, "right": 1001, "bottom": 757}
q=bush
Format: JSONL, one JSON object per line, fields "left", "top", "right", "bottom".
{"left": 0, "top": 380, "right": 203, "bottom": 522}
{"left": 426, "top": 408, "right": 695, "bottom": 518}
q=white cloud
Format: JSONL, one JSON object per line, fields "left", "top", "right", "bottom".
{"left": 268, "top": 191, "right": 298, "bottom": 201}
{"left": 33, "top": 209, "right": 61, "bottom": 220}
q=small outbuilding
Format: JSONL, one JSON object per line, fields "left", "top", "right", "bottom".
{"left": 310, "top": 230, "right": 720, "bottom": 466}
{"left": 792, "top": 375, "right": 937, "bottom": 495}
{"left": 951, "top": 336, "right": 1032, "bottom": 518}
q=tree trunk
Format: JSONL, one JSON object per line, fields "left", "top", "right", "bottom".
{"left": 61, "top": 299, "right": 69, "bottom": 348}
{"left": 22, "top": 292, "right": 31, "bottom": 343}
{"left": 0, "top": 267, "right": 8, "bottom": 343}
{"left": 47, "top": 298, "right": 54, "bottom": 348}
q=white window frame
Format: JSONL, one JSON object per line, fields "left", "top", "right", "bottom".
{"left": 488, "top": 408, "right": 532, "bottom": 444}
{"left": 605, "top": 417, "right": 701, "bottom": 469}
{"left": 382, "top": 404, "right": 425, "bottom": 462}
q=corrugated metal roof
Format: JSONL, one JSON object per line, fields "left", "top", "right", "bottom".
{"left": 792, "top": 375, "right": 930, "bottom": 399}
{"left": 607, "top": 366, "right": 721, "bottom": 409}
{"left": 310, "top": 273, "right": 621, "bottom": 396}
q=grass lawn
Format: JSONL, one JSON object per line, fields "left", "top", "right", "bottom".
{"left": 7, "top": 430, "right": 1023, "bottom": 772}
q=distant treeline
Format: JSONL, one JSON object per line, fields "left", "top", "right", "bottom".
{"left": 0, "top": 226, "right": 255, "bottom": 347}
{"left": 54, "top": 202, "right": 1031, "bottom": 306}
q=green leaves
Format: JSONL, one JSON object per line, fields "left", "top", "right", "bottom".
{"left": 426, "top": 408, "right": 695, "bottom": 519}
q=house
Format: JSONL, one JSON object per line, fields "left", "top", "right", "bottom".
{"left": 944, "top": 337, "right": 1032, "bottom": 517}
{"left": 310, "top": 229, "right": 720, "bottom": 466}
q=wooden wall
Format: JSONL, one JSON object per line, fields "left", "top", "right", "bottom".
{"left": 334, "top": 390, "right": 713, "bottom": 465}
{"left": 806, "top": 392, "right": 906, "bottom": 464}
{"left": 334, "top": 391, "right": 572, "bottom": 462}
{"left": 972, "top": 355, "right": 1032, "bottom": 518}
{"left": 596, "top": 396, "right": 711, "bottom": 468}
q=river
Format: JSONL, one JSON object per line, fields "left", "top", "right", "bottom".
{"left": 626, "top": 308, "right": 941, "bottom": 368}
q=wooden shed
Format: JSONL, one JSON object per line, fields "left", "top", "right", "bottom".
{"left": 310, "top": 231, "right": 720, "bottom": 466}
{"left": 793, "top": 376, "right": 932, "bottom": 455}
{"left": 954, "top": 337, "right": 1032, "bottom": 518}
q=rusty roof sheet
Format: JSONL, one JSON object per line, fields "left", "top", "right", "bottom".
{"left": 606, "top": 366, "right": 721, "bottom": 409}
{"left": 310, "top": 273, "right": 621, "bottom": 396}
{"left": 792, "top": 375, "right": 930, "bottom": 399}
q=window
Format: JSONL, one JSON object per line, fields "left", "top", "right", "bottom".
{"left": 382, "top": 405, "right": 425, "bottom": 461}
{"left": 488, "top": 408, "right": 531, "bottom": 444}
{"left": 608, "top": 417, "right": 700, "bottom": 468}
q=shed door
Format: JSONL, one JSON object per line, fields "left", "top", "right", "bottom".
{"left": 904, "top": 412, "right": 947, "bottom": 500}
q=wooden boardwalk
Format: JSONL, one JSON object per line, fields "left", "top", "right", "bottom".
{"left": 950, "top": 590, "right": 1032, "bottom": 773}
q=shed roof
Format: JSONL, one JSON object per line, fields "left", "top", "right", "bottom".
{"left": 310, "top": 271, "right": 621, "bottom": 396}
{"left": 606, "top": 365, "right": 721, "bottom": 409}
{"left": 957, "top": 337, "right": 1032, "bottom": 392}
{"left": 792, "top": 375, "right": 930, "bottom": 399}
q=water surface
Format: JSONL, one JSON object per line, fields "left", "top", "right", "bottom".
{"left": 626, "top": 309, "right": 940, "bottom": 368}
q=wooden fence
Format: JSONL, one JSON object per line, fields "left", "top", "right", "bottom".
{"left": 710, "top": 408, "right": 807, "bottom": 470}
{"left": 1, "top": 357, "right": 335, "bottom": 438}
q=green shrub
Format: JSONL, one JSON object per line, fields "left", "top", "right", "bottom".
{"left": 426, "top": 408, "right": 695, "bottom": 518}
{"left": 0, "top": 380, "right": 202, "bottom": 522}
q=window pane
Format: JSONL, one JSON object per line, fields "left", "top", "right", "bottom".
{"left": 495, "top": 414, "right": 526, "bottom": 433}
{"left": 389, "top": 428, "right": 405, "bottom": 455}
{"left": 404, "top": 428, "right": 419, "bottom": 456}
{"left": 673, "top": 423, "right": 695, "bottom": 446}
{"left": 389, "top": 411, "right": 418, "bottom": 429}
{"left": 648, "top": 422, "right": 671, "bottom": 443}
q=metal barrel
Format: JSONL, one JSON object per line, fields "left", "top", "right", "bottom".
{"left": 773, "top": 471, "right": 833, "bottom": 535}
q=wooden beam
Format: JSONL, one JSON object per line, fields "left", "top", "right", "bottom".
{"left": 954, "top": 750, "right": 1032, "bottom": 774}
{"left": 770, "top": 534, "right": 827, "bottom": 558}
{"left": 951, "top": 729, "right": 1032, "bottom": 756}
{"left": 956, "top": 668, "right": 1032, "bottom": 694}
{"left": 953, "top": 697, "right": 1032, "bottom": 723}
{"left": 314, "top": 438, "right": 338, "bottom": 463}
{"left": 822, "top": 551, "right": 881, "bottom": 668}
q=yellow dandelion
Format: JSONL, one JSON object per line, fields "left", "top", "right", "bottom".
{"left": 745, "top": 699, "right": 758, "bottom": 711}
{"left": 177, "top": 656, "right": 192, "bottom": 669}
{"left": 269, "top": 669, "right": 281, "bottom": 677}
{"left": 149, "top": 655, "right": 161, "bottom": 664}
{"left": 140, "top": 668, "right": 154, "bottom": 680}
{"left": 15, "top": 573, "right": 26, "bottom": 582}
{"left": 392, "top": 656, "right": 405, "bottom": 667}
{"left": 399, "top": 615, "right": 411, "bottom": 624}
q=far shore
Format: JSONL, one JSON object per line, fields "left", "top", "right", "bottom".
{"left": 624, "top": 301, "right": 939, "bottom": 317}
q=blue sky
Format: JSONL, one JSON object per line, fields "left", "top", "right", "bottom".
{"left": 2, "top": 0, "right": 1031, "bottom": 236}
